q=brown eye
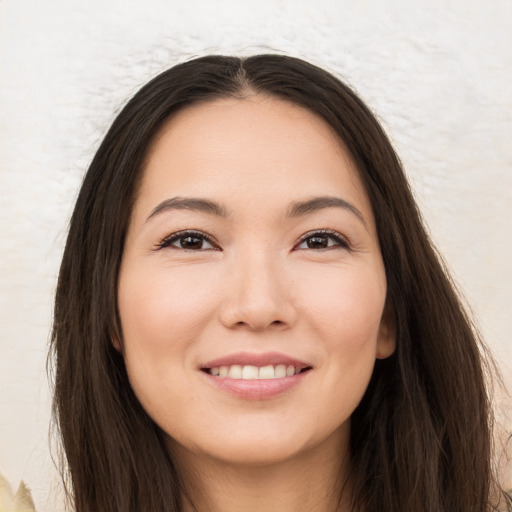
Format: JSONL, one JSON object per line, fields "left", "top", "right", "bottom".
{"left": 158, "top": 231, "right": 218, "bottom": 251}
{"left": 305, "top": 235, "right": 329, "bottom": 249}
{"left": 180, "top": 235, "right": 205, "bottom": 250}
{"left": 296, "top": 230, "right": 349, "bottom": 251}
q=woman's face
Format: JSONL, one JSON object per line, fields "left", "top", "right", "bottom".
{"left": 117, "top": 95, "right": 394, "bottom": 466}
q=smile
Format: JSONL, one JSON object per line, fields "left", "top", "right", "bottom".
{"left": 204, "top": 364, "right": 310, "bottom": 379}
{"left": 200, "top": 352, "right": 313, "bottom": 399}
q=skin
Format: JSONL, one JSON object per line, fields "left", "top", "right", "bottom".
{"left": 117, "top": 95, "right": 395, "bottom": 512}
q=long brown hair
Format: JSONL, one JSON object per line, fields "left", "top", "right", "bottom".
{"left": 50, "top": 54, "right": 510, "bottom": 511}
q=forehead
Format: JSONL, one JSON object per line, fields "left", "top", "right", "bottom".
{"left": 136, "top": 95, "right": 373, "bottom": 225}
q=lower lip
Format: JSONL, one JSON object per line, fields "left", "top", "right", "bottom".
{"left": 201, "top": 370, "right": 311, "bottom": 400}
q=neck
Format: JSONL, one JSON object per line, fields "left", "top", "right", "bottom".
{"left": 174, "top": 428, "right": 353, "bottom": 512}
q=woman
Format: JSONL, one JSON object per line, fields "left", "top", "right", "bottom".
{"left": 50, "top": 54, "right": 510, "bottom": 512}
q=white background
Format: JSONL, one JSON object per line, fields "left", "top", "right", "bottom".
{"left": 1, "top": 1, "right": 511, "bottom": 510}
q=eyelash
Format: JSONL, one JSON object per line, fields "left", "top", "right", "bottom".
{"left": 155, "top": 229, "right": 350, "bottom": 252}
{"left": 295, "top": 229, "right": 350, "bottom": 251}
{"left": 156, "top": 230, "right": 220, "bottom": 251}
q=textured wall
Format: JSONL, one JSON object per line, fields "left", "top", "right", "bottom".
{"left": 1, "top": 1, "right": 511, "bottom": 510}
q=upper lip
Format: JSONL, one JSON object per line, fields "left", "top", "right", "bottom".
{"left": 200, "top": 351, "right": 312, "bottom": 370}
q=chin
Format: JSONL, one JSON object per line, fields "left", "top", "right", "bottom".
{"left": 166, "top": 419, "right": 350, "bottom": 468}
{"left": 197, "top": 440, "right": 308, "bottom": 467}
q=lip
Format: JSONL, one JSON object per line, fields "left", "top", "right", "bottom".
{"left": 201, "top": 369, "right": 311, "bottom": 400}
{"left": 200, "top": 351, "right": 312, "bottom": 370}
{"left": 199, "top": 351, "right": 313, "bottom": 400}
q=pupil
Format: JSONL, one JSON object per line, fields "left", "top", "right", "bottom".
{"left": 308, "top": 236, "right": 328, "bottom": 249}
{"left": 181, "top": 236, "right": 202, "bottom": 249}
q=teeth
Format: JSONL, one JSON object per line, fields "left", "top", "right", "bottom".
{"left": 207, "top": 364, "right": 306, "bottom": 379}
{"left": 242, "top": 365, "right": 259, "bottom": 379}
{"left": 274, "top": 364, "right": 287, "bottom": 378}
{"left": 258, "top": 365, "right": 275, "bottom": 379}
{"left": 228, "top": 365, "right": 242, "bottom": 379}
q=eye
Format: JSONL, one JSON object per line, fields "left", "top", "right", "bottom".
{"left": 295, "top": 230, "right": 350, "bottom": 250}
{"left": 156, "top": 230, "right": 219, "bottom": 251}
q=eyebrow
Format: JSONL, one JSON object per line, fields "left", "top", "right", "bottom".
{"left": 146, "top": 195, "right": 367, "bottom": 228}
{"left": 146, "top": 197, "right": 230, "bottom": 222}
{"left": 286, "top": 196, "right": 367, "bottom": 228}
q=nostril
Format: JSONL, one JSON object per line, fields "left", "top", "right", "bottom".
{"left": 233, "top": 319, "right": 286, "bottom": 330}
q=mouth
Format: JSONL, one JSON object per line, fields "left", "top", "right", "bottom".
{"left": 201, "top": 364, "right": 313, "bottom": 380}
{"left": 199, "top": 352, "right": 313, "bottom": 399}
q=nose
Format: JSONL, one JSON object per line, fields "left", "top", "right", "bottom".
{"left": 218, "top": 251, "right": 297, "bottom": 332}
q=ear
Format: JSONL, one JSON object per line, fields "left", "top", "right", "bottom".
{"left": 111, "top": 319, "right": 124, "bottom": 353}
{"left": 111, "top": 326, "right": 123, "bottom": 353}
{"left": 112, "top": 337, "right": 122, "bottom": 353}
{"left": 376, "top": 297, "right": 396, "bottom": 359}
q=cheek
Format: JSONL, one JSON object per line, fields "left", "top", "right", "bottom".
{"left": 299, "top": 262, "right": 386, "bottom": 345}
{"left": 118, "top": 263, "right": 221, "bottom": 354}
{"left": 296, "top": 262, "right": 386, "bottom": 404}
{"left": 117, "top": 264, "right": 221, "bottom": 413}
